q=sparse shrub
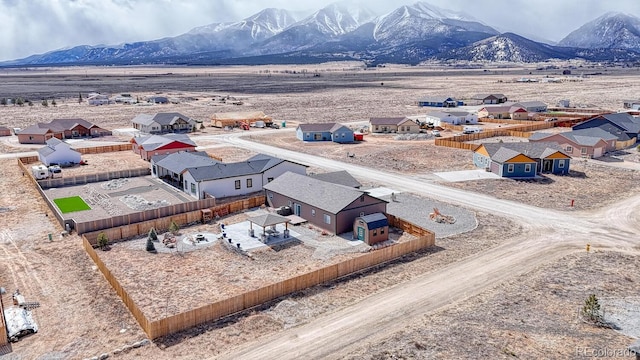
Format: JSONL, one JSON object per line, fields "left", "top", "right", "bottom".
{"left": 42, "top": 99, "right": 48, "bottom": 107}
{"left": 169, "top": 221, "right": 180, "bottom": 235}
{"left": 51, "top": 99, "right": 57, "bottom": 107}
{"left": 97, "top": 232, "right": 109, "bottom": 250}
{"left": 15, "top": 97, "right": 24, "bottom": 107}
{"left": 0, "top": 98, "right": 6, "bottom": 106}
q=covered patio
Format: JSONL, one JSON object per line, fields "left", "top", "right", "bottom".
{"left": 247, "top": 213, "right": 291, "bottom": 243}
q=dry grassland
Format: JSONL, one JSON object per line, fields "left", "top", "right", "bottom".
{"left": 1, "top": 64, "right": 640, "bottom": 359}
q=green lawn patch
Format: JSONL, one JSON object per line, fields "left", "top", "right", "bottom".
{"left": 53, "top": 196, "right": 91, "bottom": 213}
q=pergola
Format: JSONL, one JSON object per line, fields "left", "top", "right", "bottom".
{"left": 247, "top": 213, "right": 291, "bottom": 242}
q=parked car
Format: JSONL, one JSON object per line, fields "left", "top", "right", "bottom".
{"left": 431, "top": 130, "right": 441, "bottom": 137}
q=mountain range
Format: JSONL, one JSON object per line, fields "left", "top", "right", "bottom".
{"left": 3, "top": 2, "right": 640, "bottom": 66}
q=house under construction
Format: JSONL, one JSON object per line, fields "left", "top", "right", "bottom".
{"left": 211, "top": 111, "right": 274, "bottom": 128}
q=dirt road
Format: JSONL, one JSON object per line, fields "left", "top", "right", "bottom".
{"left": 213, "top": 135, "right": 640, "bottom": 360}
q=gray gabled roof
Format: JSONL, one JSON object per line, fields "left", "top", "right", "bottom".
{"left": 264, "top": 172, "right": 384, "bottom": 214}
{"left": 37, "top": 138, "right": 77, "bottom": 157}
{"left": 132, "top": 133, "right": 196, "bottom": 151}
{"left": 153, "top": 151, "right": 219, "bottom": 174}
{"left": 132, "top": 112, "right": 195, "bottom": 126}
{"left": 481, "top": 142, "right": 568, "bottom": 163}
{"left": 246, "top": 153, "right": 307, "bottom": 171}
{"left": 37, "top": 145, "right": 56, "bottom": 157}
{"left": 247, "top": 213, "right": 290, "bottom": 228}
{"left": 20, "top": 118, "right": 102, "bottom": 135}
{"left": 310, "top": 170, "right": 361, "bottom": 188}
{"left": 369, "top": 117, "right": 408, "bottom": 126}
{"left": 570, "top": 127, "right": 619, "bottom": 141}
{"left": 514, "top": 101, "right": 547, "bottom": 108}
{"left": 297, "top": 123, "right": 337, "bottom": 132}
{"left": 473, "top": 93, "right": 506, "bottom": 100}
{"left": 330, "top": 123, "right": 353, "bottom": 133}
{"left": 185, "top": 159, "right": 272, "bottom": 182}
{"left": 600, "top": 113, "right": 640, "bottom": 133}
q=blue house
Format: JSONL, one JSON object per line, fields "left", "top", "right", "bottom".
{"left": 417, "top": 96, "right": 463, "bottom": 108}
{"left": 474, "top": 142, "right": 571, "bottom": 178}
{"left": 296, "top": 123, "right": 354, "bottom": 143}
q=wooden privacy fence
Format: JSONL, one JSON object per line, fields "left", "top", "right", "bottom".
{"left": 17, "top": 157, "right": 69, "bottom": 230}
{"left": 83, "top": 195, "right": 266, "bottom": 245}
{"left": 83, "top": 237, "right": 152, "bottom": 335}
{"left": 146, "top": 229, "right": 435, "bottom": 339}
{"left": 38, "top": 168, "right": 151, "bottom": 189}
{"left": 435, "top": 122, "right": 553, "bottom": 150}
{"left": 82, "top": 208, "right": 435, "bottom": 340}
{"left": 76, "top": 143, "right": 131, "bottom": 154}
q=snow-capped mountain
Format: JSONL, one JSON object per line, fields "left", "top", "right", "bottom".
{"left": 2, "top": 3, "right": 640, "bottom": 67}
{"left": 439, "top": 32, "right": 640, "bottom": 63}
{"left": 188, "top": 8, "right": 296, "bottom": 40}
{"left": 438, "top": 33, "right": 572, "bottom": 62}
{"left": 559, "top": 12, "right": 640, "bottom": 50}
{"left": 250, "top": 3, "right": 377, "bottom": 55}
{"left": 372, "top": 2, "right": 498, "bottom": 46}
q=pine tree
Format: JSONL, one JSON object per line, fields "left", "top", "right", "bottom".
{"left": 0, "top": 98, "right": 7, "bottom": 106}
{"left": 42, "top": 99, "right": 49, "bottom": 107}
{"left": 15, "top": 97, "right": 24, "bottom": 107}
{"left": 582, "top": 294, "right": 603, "bottom": 323}
{"left": 78, "top": 93, "right": 83, "bottom": 103}
{"left": 97, "top": 232, "right": 109, "bottom": 250}
{"left": 169, "top": 221, "right": 180, "bottom": 235}
{"left": 51, "top": 99, "right": 57, "bottom": 107}
{"left": 148, "top": 227, "right": 158, "bottom": 241}
{"left": 146, "top": 236, "right": 156, "bottom": 253}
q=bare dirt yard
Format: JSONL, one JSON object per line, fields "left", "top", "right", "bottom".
{"left": 2, "top": 64, "right": 640, "bottom": 359}
{"left": 344, "top": 250, "right": 640, "bottom": 360}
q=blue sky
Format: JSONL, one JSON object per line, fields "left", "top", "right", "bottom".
{"left": 1, "top": 0, "right": 639, "bottom": 61}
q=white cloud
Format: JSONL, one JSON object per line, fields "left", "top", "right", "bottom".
{"left": 1, "top": 0, "right": 639, "bottom": 61}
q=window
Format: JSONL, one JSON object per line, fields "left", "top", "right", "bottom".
{"left": 311, "top": 209, "right": 316, "bottom": 217}
{"left": 558, "top": 160, "right": 565, "bottom": 168}
{"left": 190, "top": 183, "right": 196, "bottom": 194}
{"left": 566, "top": 146, "right": 573, "bottom": 152}
{"left": 581, "top": 147, "right": 588, "bottom": 155}
{"left": 373, "top": 229, "right": 377, "bottom": 236}
{"left": 360, "top": 195, "right": 365, "bottom": 202}
{"left": 184, "top": 180, "right": 188, "bottom": 190}
{"left": 152, "top": 166, "right": 157, "bottom": 175}
{"left": 324, "top": 214, "right": 331, "bottom": 224}
{"left": 267, "top": 177, "right": 274, "bottom": 182}
{"left": 235, "top": 180, "right": 241, "bottom": 189}
{"left": 381, "top": 228, "right": 385, "bottom": 235}
{"left": 524, "top": 164, "right": 531, "bottom": 172}
{"left": 507, "top": 164, "right": 514, "bottom": 173}
{"left": 246, "top": 178, "right": 252, "bottom": 188}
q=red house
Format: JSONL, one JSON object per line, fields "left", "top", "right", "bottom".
{"left": 131, "top": 133, "right": 197, "bottom": 161}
